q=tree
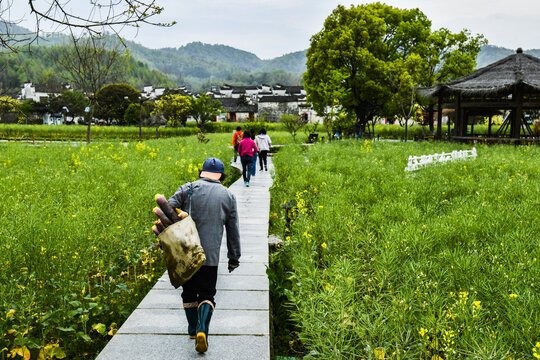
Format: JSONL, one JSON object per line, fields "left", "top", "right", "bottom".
{"left": 191, "top": 94, "right": 223, "bottom": 131}
{"left": 307, "top": 70, "right": 349, "bottom": 141}
{"left": 50, "top": 90, "right": 88, "bottom": 121}
{"left": 152, "top": 94, "right": 194, "bottom": 127}
{"left": 0, "top": 96, "right": 20, "bottom": 122}
{"left": 281, "top": 114, "right": 308, "bottom": 142}
{"left": 304, "top": 3, "right": 431, "bottom": 134}
{"left": 95, "top": 83, "right": 140, "bottom": 123}
{"left": 53, "top": 36, "right": 126, "bottom": 142}
{"left": 415, "top": 28, "right": 486, "bottom": 135}
{"left": 0, "top": 1, "right": 174, "bottom": 51}
{"left": 385, "top": 54, "right": 423, "bottom": 141}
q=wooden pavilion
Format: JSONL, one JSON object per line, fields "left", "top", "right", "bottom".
{"left": 418, "top": 48, "right": 540, "bottom": 143}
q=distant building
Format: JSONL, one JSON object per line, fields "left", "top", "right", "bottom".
{"left": 20, "top": 82, "right": 50, "bottom": 103}
{"left": 208, "top": 83, "right": 321, "bottom": 122}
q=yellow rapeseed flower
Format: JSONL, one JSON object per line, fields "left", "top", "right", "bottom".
{"left": 419, "top": 328, "right": 428, "bottom": 337}
{"left": 321, "top": 242, "right": 327, "bottom": 248}
{"left": 509, "top": 293, "right": 518, "bottom": 298}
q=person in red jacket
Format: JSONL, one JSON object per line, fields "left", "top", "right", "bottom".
{"left": 236, "top": 130, "right": 258, "bottom": 186}
{"left": 232, "top": 126, "right": 243, "bottom": 162}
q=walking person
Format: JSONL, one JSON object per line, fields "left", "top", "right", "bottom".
{"left": 250, "top": 130, "right": 258, "bottom": 177}
{"left": 354, "top": 119, "right": 362, "bottom": 139}
{"left": 256, "top": 128, "right": 272, "bottom": 171}
{"left": 232, "top": 126, "right": 243, "bottom": 162}
{"left": 237, "top": 130, "right": 258, "bottom": 186}
{"left": 168, "top": 157, "right": 241, "bottom": 353}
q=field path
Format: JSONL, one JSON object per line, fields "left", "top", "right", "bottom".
{"left": 96, "top": 158, "right": 273, "bottom": 359}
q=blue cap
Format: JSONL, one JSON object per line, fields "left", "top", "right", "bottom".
{"left": 201, "top": 157, "right": 225, "bottom": 174}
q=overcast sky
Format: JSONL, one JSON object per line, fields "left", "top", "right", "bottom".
{"left": 8, "top": 0, "right": 540, "bottom": 59}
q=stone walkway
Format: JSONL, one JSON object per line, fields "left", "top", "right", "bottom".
{"left": 96, "top": 159, "right": 273, "bottom": 359}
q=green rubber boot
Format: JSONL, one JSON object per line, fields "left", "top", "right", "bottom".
{"left": 195, "top": 302, "right": 214, "bottom": 353}
{"left": 184, "top": 307, "right": 198, "bottom": 339}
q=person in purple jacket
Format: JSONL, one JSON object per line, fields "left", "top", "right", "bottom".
{"left": 236, "top": 130, "right": 258, "bottom": 187}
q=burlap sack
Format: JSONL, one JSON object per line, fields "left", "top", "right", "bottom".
{"left": 158, "top": 216, "right": 206, "bottom": 288}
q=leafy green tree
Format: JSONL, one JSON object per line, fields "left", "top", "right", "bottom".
{"left": 95, "top": 83, "right": 140, "bottom": 123}
{"left": 281, "top": 114, "right": 308, "bottom": 142}
{"left": 385, "top": 54, "right": 423, "bottom": 141}
{"left": 36, "top": 68, "right": 64, "bottom": 93}
{"left": 190, "top": 94, "right": 223, "bottom": 131}
{"left": 53, "top": 90, "right": 88, "bottom": 119}
{"left": 0, "top": 96, "right": 20, "bottom": 122}
{"left": 415, "top": 28, "right": 486, "bottom": 134}
{"left": 304, "top": 3, "right": 431, "bottom": 132}
{"left": 307, "top": 70, "right": 349, "bottom": 141}
{"left": 152, "top": 94, "right": 194, "bottom": 127}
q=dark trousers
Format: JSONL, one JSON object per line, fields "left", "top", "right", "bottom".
{"left": 241, "top": 155, "right": 253, "bottom": 182}
{"left": 233, "top": 144, "right": 239, "bottom": 161}
{"left": 259, "top": 150, "right": 269, "bottom": 169}
{"left": 181, "top": 266, "right": 218, "bottom": 307}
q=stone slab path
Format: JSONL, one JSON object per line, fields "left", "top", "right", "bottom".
{"left": 96, "top": 159, "right": 273, "bottom": 359}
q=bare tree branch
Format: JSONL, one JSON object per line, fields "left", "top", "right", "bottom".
{"left": 1, "top": 0, "right": 174, "bottom": 51}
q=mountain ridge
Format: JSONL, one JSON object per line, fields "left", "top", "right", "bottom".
{"left": 3, "top": 23, "right": 540, "bottom": 92}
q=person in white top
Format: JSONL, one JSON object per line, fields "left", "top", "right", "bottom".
{"left": 255, "top": 128, "right": 272, "bottom": 171}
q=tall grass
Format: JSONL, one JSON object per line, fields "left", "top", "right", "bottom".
{"left": 0, "top": 122, "right": 288, "bottom": 142}
{"left": 0, "top": 134, "right": 236, "bottom": 358}
{"left": 269, "top": 140, "right": 540, "bottom": 359}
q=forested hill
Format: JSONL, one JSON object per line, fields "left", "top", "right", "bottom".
{"left": 126, "top": 41, "right": 306, "bottom": 90}
{"left": 4, "top": 21, "right": 540, "bottom": 94}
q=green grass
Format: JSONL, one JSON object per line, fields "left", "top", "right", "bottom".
{"left": 0, "top": 133, "right": 238, "bottom": 358}
{"left": 269, "top": 140, "right": 540, "bottom": 359}
{"left": 0, "top": 122, "right": 289, "bottom": 142}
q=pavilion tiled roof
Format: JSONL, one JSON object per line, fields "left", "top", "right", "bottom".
{"left": 418, "top": 49, "right": 540, "bottom": 99}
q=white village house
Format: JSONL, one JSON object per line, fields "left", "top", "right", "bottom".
{"left": 208, "top": 84, "right": 322, "bottom": 123}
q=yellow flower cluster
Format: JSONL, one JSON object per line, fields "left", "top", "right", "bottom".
{"left": 533, "top": 342, "right": 540, "bottom": 359}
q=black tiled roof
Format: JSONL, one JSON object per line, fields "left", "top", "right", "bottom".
{"left": 258, "top": 95, "right": 299, "bottom": 103}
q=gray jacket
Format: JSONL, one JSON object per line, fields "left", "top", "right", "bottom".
{"left": 168, "top": 178, "right": 240, "bottom": 266}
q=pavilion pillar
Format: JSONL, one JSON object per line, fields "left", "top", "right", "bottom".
{"left": 488, "top": 115, "right": 493, "bottom": 137}
{"left": 455, "top": 94, "right": 462, "bottom": 137}
{"left": 511, "top": 87, "right": 523, "bottom": 139}
{"left": 436, "top": 95, "right": 443, "bottom": 140}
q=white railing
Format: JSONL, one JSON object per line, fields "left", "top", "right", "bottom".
{"left": 405, "top": 147, "right": 477, "bottom": 172}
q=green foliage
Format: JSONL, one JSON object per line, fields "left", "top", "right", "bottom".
{"left": 0, "top": 44, "right": 174, "bottom": 96}
{"left": 95, "top": 84, "right": 141, "bottom": 123}
{"left": 0, "top": 135, "right": 235, "bottom": 358}
{"left": 269, "top": 141, "right": 540, "bottom": 359}
{"left": 415, "top": 28, "right": 486, "bottom": 87}
{"left": 51, "top": 90, "right": 89, "bottom": 118}
{"left": 304, "top": 3, "right": 431, "bottom": 124}
{"left": 151, "top": 94, "right": 193, "bottom": 127}
{"left": 191, "top": 94, "right": 224, "bottom": 131}
{"left": 123, "top": 103, "right": 141, "bottom": 125}
{"left": 304, "top": 2, "right": 485, "bottom": 131}
{"left": 280, "top": 114, "right": 308, "bottom": 142}
{"left": 0, "top": 96, "right": 21, "bottom": 122}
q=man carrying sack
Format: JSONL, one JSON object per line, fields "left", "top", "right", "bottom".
{"left": 168, "top": 157, "right": 241, "bottom": 353}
